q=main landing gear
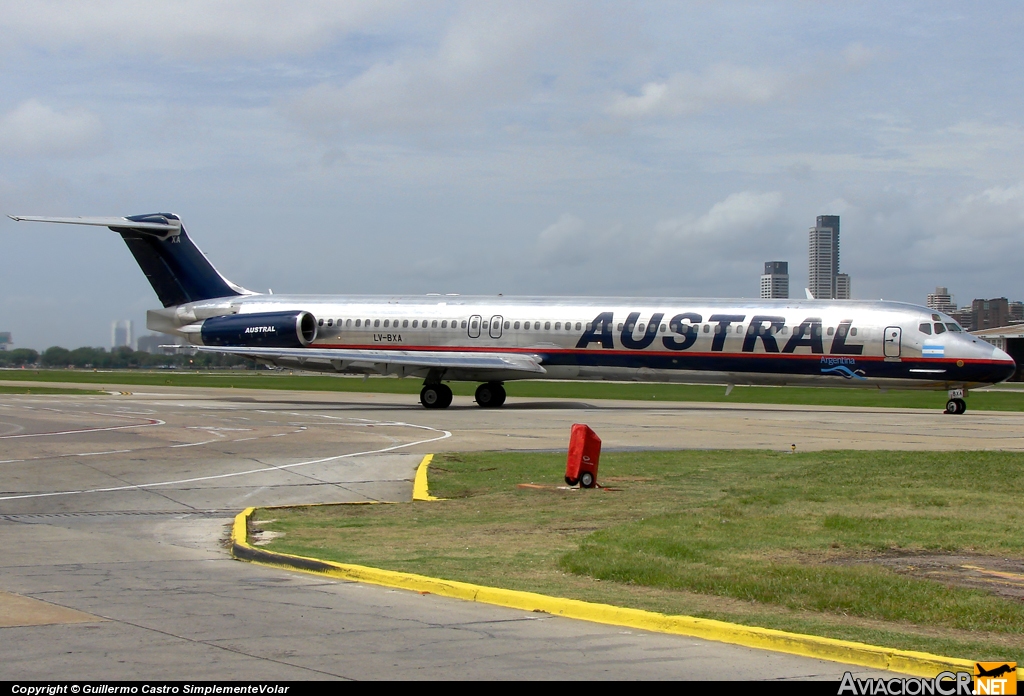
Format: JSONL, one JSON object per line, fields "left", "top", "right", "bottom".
{"left": 474, "top": 382, "right": 506, "bottom": 408}
{"left": 420, "top": 383, "right": 453, "bottom": 409}
{"left": 419, "top": 381, "right": 507, "bottom": 409}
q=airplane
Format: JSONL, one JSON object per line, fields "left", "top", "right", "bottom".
{"left": 10, "top": 213, "right": 1016, "bottom": 414}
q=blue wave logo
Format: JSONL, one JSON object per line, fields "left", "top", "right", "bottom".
{"left": 821, "top": 365, "right": 868, "bottom": 380}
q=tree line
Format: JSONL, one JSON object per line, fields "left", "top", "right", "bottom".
{"left": 0, "top": 346, "right": 252, "bottom": 369}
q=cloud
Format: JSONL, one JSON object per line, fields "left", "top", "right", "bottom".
{"left": 285, "top": 4, "right": 582, "bottom": 136}
{"left": 607, "top": 64, "right": 785, "bottom": 119}
{"left": 0, "top": 1, "right": 410, "bottom": 60}
{"left": 0, "top": 100, "right": 103, "bottom": 157}
{"left": 655, "top": 191, "right": 784, "bottom": 242}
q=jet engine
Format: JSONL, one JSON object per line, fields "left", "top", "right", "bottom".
{"left": 199, "top": 310, "right": 317, "bottom": 348}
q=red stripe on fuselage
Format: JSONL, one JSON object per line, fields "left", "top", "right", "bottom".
{"left": 312, "top": 343, "right": 1010, "bottom": 366}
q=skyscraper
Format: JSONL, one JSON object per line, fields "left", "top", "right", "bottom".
{"left": 111, "top": 320, "right": 134, "bottom": 349}
{"left": 808, "top": 215, "right": 850, "bottom": 299}
{"left": 760, "top": 261, "right": 789, "bottom": 299}
{"left": 926, "top": 287, "right": 956, "bottom": 315}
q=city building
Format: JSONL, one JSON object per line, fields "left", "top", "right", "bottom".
{"left": 0, "top": 332, "right": 11, "bottom": 351}
{"left": 136, "top": 334, "right": 164, "bottom": 354}
{"left": 970, "top": 298, "right": 1010, "bottom": 333}
{"left": 760, "top": 261, "right": 789, "bottom": 299}
{"left": 808, "top": 215, "right": 850, "bottom": 299}
{"left": 1009, "top": 301, "right": 1024, "bottom": 323}
{"left": 835, "top": 273, "right": 851, "bottom": 301}
{"left": 926, "top": 287, "right": 956, "bottom": 315}
{"left": 111, "top": 320, "right": 134, "bottom": 350}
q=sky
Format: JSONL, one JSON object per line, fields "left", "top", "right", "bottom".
{"left": 2, "top": 1, "right": 1023, "bottom": 349}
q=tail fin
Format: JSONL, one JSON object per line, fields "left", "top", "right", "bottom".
{"left": 9, "top": 213, "right": 252, "bottom": 307}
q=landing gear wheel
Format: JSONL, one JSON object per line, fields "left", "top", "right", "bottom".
{"left": 579, "top": 471, "right": 595, "bottom": 489}
{"left": 421, "top": 384, "right": 453, "bottom": 409}
{"left": 474, "top": 382, "right": 506, "bottom": 408}
{"left": 945, "top": 398, "right": 966, "bottom": 415}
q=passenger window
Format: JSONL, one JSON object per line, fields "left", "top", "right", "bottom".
{"left": 813, "top": 326, "right": 821, "bottom": 337}
{"left": 919, "top": 323, "right": 931, "bottom": 335}
{"left": 318, "top": 318, "right": 324, "bottom": 326}
{"left": 432, "top": 320, "right": 437, "bottom": 328}
{"left": 355, "top": 319, "right": 361, "bottom": 327}
{"left": 374, "top": 319, "right": 380, "bottom": 327}
{"left": 471, "top": 319, "right": 478, "bottom": 328}
{"left": 504, "top": 321, "right": 510, "bottom": 329}
{"left": 827, "top": 327, "right": 834, "bottom": 336}
{"left": 440, "top": 320, "right": 447, "bottom": 328}
{"left": 576, "top": 322, "right": 582, "bottom": 330}
{"left": 405, "top": 320, "right": 411, "bottom": 328}
{"left": 384, "top": 319, "right": 390, "bottom": 328}
{"left": 850, "top": 327, "right": 856, "bottom": 336}
{"left": 566, "top": 323, "right": 572, "bottom": 331}
{"left": 554, "top": 322, "right": 561, "bottom": 330}
{"left": 545, "top": 322, "right": 551, "bottom": 330}
{"left": 660, "top": 324, "right": 666, "bottom": 332}
{"left": 534, "top": 322, "right": 540, "bottom": 330}
{"left": 934, "top": 323, "right": 946, "bottom": 334}
{"left": 328, "top": 319, "right": 334, "bottom": 327}
{"left": 736, "top": 325, "right": 743, "bottom": 334}
{"left": 586, "top": 322, "right": 592, "bottom": 331}
{"left": 482, "top": 321, "right": 488, "bottom": 329}
{"left": 514, "top": 321, "right": 520, "bottom": 329}
{"left": 617, "top": 323, "right": 624, "bottom": 331}
{"left": 346, "top": 319, "right": 352, "bottom": 327}
{"left": 461, "top": 320, "right": 467, "bottom": 329}
{"left": 638, "top": 323, "right": 645, "bottom": 332}
{"left": 703, "top": 325, "right": 710, "bottom": 333}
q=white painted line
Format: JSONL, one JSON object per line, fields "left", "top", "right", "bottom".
{"left": 170, "top": 439, "right": 221, "bottom": 448}
{"left": 0, "top": 416, "right": 165, "bottom": 439}
{"left": 0, "top": 420, "right": 451, "bottom": 501}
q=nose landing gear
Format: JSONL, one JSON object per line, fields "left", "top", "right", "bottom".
{"left": 945, "top": 388, "right": 967, "bottom": 415}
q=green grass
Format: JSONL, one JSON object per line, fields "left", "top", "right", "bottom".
{"left": 258, "top": 450, "right": 1024, "bottom": 661}
{"left": 4, "top": 369, "right": 1024, "bottom": 410}
{"left": 0, "top": 384, "right": 107, "bottom": 395}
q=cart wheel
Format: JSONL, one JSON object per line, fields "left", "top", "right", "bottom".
{"left": 565, "top": 476, "right": 579, "bottom": 487}
{"left": 580, "top": 472, "right": 595, "bottom": 488}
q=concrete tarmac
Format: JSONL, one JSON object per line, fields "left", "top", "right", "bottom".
{"left": 4, "top": 384, "right": 1015, "bottom": 680}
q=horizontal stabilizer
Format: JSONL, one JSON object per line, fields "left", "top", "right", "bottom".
{"left": 9, "top": 215, "right": 180, "bottom": 234}
{"left": 199, "top": 346, "right": 547, "bottom": 374}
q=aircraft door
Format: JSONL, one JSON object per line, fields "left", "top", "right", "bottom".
{"left": 489, "top": 315, "right": 503, "bottom": 339}
{"left": 883, "top": 326, "right": 902, "bottom": 358}
{"left": 468, "top": 314, "right": 482, "bottom": 338}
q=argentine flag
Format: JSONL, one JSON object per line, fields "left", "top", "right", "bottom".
{"left": 922, "top": 344, "right": 945, "bottom": 357}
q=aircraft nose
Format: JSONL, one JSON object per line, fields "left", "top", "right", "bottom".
{"left": 994, "top": 347, "right": 1017, "bottom": 382}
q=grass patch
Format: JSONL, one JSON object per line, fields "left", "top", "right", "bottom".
{"left": 4, "top": 369, "right": 1024, "bottom": 410}
{"left": 259, "top": 450, "right": 1024, "bottom": 661}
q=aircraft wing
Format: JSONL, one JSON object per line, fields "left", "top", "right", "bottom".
{"left": 197, "top": 346, "right": 547, "bottom": 374}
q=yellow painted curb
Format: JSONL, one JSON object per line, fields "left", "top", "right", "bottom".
{"left": 412, "top": 453, "right": 440, "bottom": 501}
{"left": 231, "top": 466, "right": 1022, "bottom": 681}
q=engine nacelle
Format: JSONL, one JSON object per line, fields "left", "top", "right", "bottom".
{"left": 200, "top": 310, "right": 317, "bottom": 348}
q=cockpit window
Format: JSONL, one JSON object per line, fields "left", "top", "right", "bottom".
{"left": 918, "top": 323, "right": 932, "bottom": 335}
{"left": 931, "top": 314, "right": 941, "bottom": 321}
{"left": 946, "top": 322, "right": 962, "bottom": 332}
{"left": 933, "top": 323, "right": 946, "bottom": 334}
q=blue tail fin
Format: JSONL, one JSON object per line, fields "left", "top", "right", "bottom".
{"left": 116, "top": 213, "right": 247, "bottom": 307}
{"left": 10, "top": 213, "right": 250, "bottom": 307}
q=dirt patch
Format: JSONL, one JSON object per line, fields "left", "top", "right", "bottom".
{"left": 860, "top": 553, "right": 1024, "bottom": 601}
